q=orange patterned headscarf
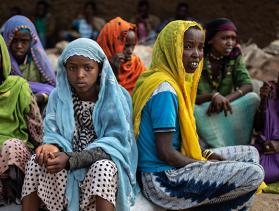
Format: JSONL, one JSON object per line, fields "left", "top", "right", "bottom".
{"left": 97, "top": 17, "right": 145, "bottom": 94}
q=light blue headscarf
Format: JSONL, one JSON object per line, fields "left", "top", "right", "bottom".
{"left": 43, "top": 38, "right": 138, "bottom": 211}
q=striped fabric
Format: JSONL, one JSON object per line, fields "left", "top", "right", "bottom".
{"left": 140, "top": 145, "right": 264, "bottom": 210}
{"left": 72, "top": 92, "right": 97, "bottom": 152}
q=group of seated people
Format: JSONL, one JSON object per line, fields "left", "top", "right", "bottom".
{"left": 0, "top": 10, "right": 278, "bottom": 211}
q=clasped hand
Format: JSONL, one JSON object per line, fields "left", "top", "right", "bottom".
{"left": 207, "top": 94, "right": 232, "bottom": 116}
{"left": 35, "top": 144, "right": 69, "bottom": 174}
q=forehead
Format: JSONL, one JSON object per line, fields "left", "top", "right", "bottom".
{"left": 66, "top": 55, "right": 98, "bottom": 64}
{"left": 184, "top": 28, "right": 204, "bottom": 42}
{"left": 214, "top": 30, "right": 237, "bottom": 38}
{"left": 13, "top": 30, "right": 31, "bottom": 39}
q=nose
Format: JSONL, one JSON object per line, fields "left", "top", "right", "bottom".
{"left": 227, "top": 38, "right": 234, "bottom": 46}
{"left": 192, "top": 48, "right": 199, "bottom": 58}
{"left": 77, "top": 68, "right": 85, "bottom": 79}
{"left": 16, "top": 41, "right": 23, "bottom": 49}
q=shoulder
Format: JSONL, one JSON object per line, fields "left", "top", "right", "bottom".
{"left": 152, "top": 82, "right": 177, "bottom": 97}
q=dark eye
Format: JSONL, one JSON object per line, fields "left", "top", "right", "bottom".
{"left": 84, "top": 65, "right": 93, "bottom": 71}
{"left": 68, "top": 66, "right": 76, "bottom": 71}
{"left": 184, "top": 44, "right": 192, "bottom": 49}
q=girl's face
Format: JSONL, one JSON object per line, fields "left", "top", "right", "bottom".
{"left": 183, "top": 28, "right": 204, "bottom": 73}
{"left": 123, "top": 30, "right": 136, "bottom": 61}
{"left": 66, "top": 55, "right": 100, "bottom": 100}
{"left": 209, "top": 30, "right": 237, "bottom": 57}
{"left": 11, "top": 30, "right": 31, "bottom": 62}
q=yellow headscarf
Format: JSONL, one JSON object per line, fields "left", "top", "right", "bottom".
{"left": 133, "top": 20, "right": 205, "bottom": 160}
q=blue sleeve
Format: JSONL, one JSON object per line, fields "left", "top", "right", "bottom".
{"left": 147, "top": 91, "right": 178, "bottom": 132}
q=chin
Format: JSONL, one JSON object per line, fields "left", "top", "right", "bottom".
{"left": 185, "top": 68, "right": 197, "bottom": 73}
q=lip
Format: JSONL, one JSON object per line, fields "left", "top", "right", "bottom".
{"left": 75, "top": 82, "right": 87, "bottom": 87}
{"left": 225, "top": 48, "right": 233, "bottom": 54}
{"left": 187, "top": 61, "right": 199, "bottom": 70}
{"left": 16, "top": 51, "right": 25, "bottom": 56}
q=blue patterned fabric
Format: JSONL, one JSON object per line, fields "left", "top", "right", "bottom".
{"left": 43, "top": 38, "right": 138, "bottom": 211}
{"left": 141, "top": 146, "right": 264, "bottom": 210}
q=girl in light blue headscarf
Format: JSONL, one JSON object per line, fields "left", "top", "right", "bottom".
{"left": 21, "top": 38, "right": 138, "bottom": 211}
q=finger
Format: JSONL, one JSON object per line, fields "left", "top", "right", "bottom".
{"left": 37, "top": 152, "right": 45, "bottom": 166}
{"left": 47, "top": 164, "right": 59, "bottom": 171}
{"left": 49, "top": 152, "right": 56, "bottom": 159}
{"left": 207, "top": 104, "right": 213, "bottom": 116}
{"left": 223, "top": 103, "right": 228, "bottom": 116}
{"left": 35, "top": 146, "right": 43, "bottom": 157}
{"left": 43, "top": 151, "right": 50, "bottom": 165}
{"left": 47, "top": 157, "right": 59, "bottom": 166}
{"left": 227, "top": 102, "right": 232, "bottom": 114}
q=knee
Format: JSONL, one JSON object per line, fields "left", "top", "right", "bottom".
{"left": 247, "top": 164, "right": 265, "bottom": 187}
{"left": 90, "top": 159, "right": 117, "bottom": 177}
{"left": 245, "top": 92, "right": 261, "bottom": 106}
{"left": 3, "top": 139, "right": 20, "bottom": 149}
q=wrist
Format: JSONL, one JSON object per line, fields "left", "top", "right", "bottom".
{"left": 237, "top": 89, "right": 243, "bottom": 96}
{"left": 202, "top": 149, "right": 214, "bottom": 159}
{"left": 211, "top": 92, "right": 220, "bottom": 101}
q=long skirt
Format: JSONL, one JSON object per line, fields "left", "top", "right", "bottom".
{"left": 22, "top": 156, "right": 118, "bottom": 211}
{"left": 194, "top": 92, "right": 260, "bottom": 148}
{"left": 0, "top": 139, "right": 32, "bottom": 204}
{"left": 141, "top": 146, "right": 264, "bottom": 211}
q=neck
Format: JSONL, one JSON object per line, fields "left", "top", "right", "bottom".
{"left": 76, "top": 86, "right": 98, "bottom": 102}
{"left": 209, "top": 52, "right": 223, "bottom": 61}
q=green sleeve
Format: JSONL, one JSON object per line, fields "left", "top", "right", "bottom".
{"left": 232, "top": 55, "right": 252, "bottom": 87}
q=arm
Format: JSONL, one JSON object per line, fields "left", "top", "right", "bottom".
{"left": 26, "top": 95, "right": 44, "bottom": 147}
{"left": 65, "top": 147, "right": 111, "bottom": 170}
{"left": 45, "top": 147, "right": 111, "bottom": 173}
{"left": 155, "top": 132, "right": 196, "bottom": 167}
{"left": 226, "top": 55, "right": 252, "bottom": 102}
{"left": 196, "top": 93, "right": 214, "bottom": 105}
{"left": 226, "top": 84, "right": 252, "bottom": 102}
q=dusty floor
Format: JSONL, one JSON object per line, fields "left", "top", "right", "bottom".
{"left": 0, "top": 193, "right": 278, "bottom": 211}
{"left": 251, "top": 193, "right": 279, "bottom": 211}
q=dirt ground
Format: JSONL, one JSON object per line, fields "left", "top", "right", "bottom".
{"left": 251, "top": 193, "right": 279, "bottom": 211}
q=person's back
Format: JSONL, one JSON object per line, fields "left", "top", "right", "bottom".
{"left": 0, "top": 34, "right": 43, "bottom": 205}
{"left": 130, "top": 0, "right": 160, "bottom": 45}
{"left": 33, "top": 0, "right": 56, "bottom": 48}
{"left": 69, "top": 1, "right": 106, "bottom": 41}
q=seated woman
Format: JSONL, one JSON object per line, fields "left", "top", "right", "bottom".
{"left": 130, "top": 0, "right": 160, "bottom": 45}
{"left": 254, "top": 76, "right": 279, "bottom": 184}
{"left": 195, "top": 18, "right": 260, "bottom": 148}
{"left": 97, "top": 17, "right": 145, "bottom": 95}
{"left": 0, "top": 34, "right": 43, "bottom": 204}
{"left": 2, "top": 15, "right": 56, "bottom": 107}
{"left": 133, "top": 20, "right": 264, "bottom": 210}
{"left": 21, "top": 38, "right": 137, "bottom": 211}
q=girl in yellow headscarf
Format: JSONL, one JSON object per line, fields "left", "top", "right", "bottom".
{"left": 133, "top": 20, "right": 264, "bottom": 210}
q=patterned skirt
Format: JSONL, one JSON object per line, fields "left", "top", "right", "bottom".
{"left": 141, "top": 146, "right": 264, "bottom": 211}
{"left": 22, "top": 156, "right": 118, "bottom": 211}
{"left": 0, "top": 139, "right": 32, "bottom": 204}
